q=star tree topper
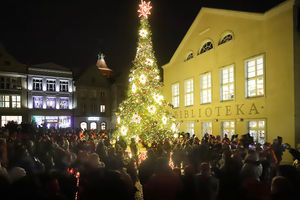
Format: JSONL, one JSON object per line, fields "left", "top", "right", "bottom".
{"left": 138, "top": 1, "right": 152, "bottom": 19}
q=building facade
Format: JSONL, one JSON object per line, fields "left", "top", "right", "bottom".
{"left": 0, "top": 44, "right": 28, "bottom": 126}
{"left": 73, "top": 56, "right": 112, "bottom": 131}
{"left": 27, "top": 63, "right": 74, "bottom": 129}
{"left": 162, "top": 0, "right": 300, "bottom": 161}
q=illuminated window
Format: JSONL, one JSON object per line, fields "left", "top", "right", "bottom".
{"left": 221, "top": 121, "right": 235, "bottom": 139}
{"left": 100, "top": 105, "right": 105, "bottom": 113}
{"left": 201, "top": 121, "right": 212, "bottom": 137}
{"left": 11, "top": 95, "right": 21, "bottom": 108}
{"left": 220, "top": 65, "right": 234, "bottom": 101}
{"left": 0, "top": 95, "right": 10, "bottom": 108}
{"left": 59, "top": 97, "right": 69, "bottom": 109}
{"left": 200, "top": 72, "right": 211, "bottom": 104}
{"left": 247, "top": 120, "right": 266, "bottom": 144}
{"left": 246, "top": 55, "right": 264, "bottom": 97}
{"left": 1, "top": 116, "right": 22, "bottom": 127}
{"left": 46, "top": 97, "right": 56, "bottom": 109}
{"left": 33, "top": 78, "right": 43, "bottom": 91}
{"left": 184, "top": 78, "right": 193, "bottom": 106}
{"left": 101, "top": 122, "right": 106, "bottom": 130}
{"left": 33, "top": 96, "right": 43, "bottom": 108}
{"left": 46, "top": 79, "right": 56, "bottom": 91}
{"left": 186, "top": 122, "right": 194, "bottom": 135}
{"left": 80, "top": 122, "right": 87, "bottom": 130}
{"left": 199, "top": 41, "right": 213, "bottom": 54}
{"left": 185, "top": 52, "right": 194, "bottom": 61}
{"left": 90, "top": 122, "right": 97, "bottom": 130}
{"left": 60, "top": 80, "right": 69, "bottom": 92}
{"left": 172, "top": 83, "right": 179, "bottom": 108}
{"left": 218, "top": 33, "right": 233, "bottom": 45}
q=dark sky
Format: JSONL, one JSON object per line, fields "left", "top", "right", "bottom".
{"left": 0, "top": 0, "right": 285, "bottom": 73}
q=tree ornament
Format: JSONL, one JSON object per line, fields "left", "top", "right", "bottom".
{"left": 139, "top": 74, "right": 147, "bottom": 84}
{"left": 132, "top": 83, "right": 137, "bottom": 93}
{"left": 162, "top": 116, "right": 167, "bottom": 124}
{"left": 148, "top": 105, "right": 156, "bottom": 114}
{"left": 139, "top": 29, "right": 148, "bottom": 38}
{"left": 138, "top": 1, "right": 152, "bottom": 19}
{"left": 145, "top": 58, "right": 154, "bottom": 66}
{"left": 132, "top": 114, "right": 141, "bottom": 123}
{"left": 121, "top": 126, "right": 128, "bottom": 135}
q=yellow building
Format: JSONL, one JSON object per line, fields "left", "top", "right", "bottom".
{"left": 162, "top": 0, "right": 300, "bottom": 159}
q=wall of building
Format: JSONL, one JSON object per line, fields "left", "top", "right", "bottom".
{"left": 163, "top": 1, "right": 296, "bottom": 162}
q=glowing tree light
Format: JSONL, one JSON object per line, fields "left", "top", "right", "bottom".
{"left": 114, "top": 1, "right": 176, "bottom": 143}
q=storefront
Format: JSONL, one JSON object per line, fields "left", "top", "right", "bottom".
{"left": 77, "top": 116, "right": 108, "bottom": 131}
{"left": 1, "top": 116, "right": 22, "bottom": 127}
{"left": 32, "top": 115, "right": 71, "bottom": 128}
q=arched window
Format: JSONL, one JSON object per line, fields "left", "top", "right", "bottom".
{"left": 90, "top": 122, "right": 97, "bottom": 130}
{"left": 185, "top": 52, "right": 194, "bottom": 61}
{"left": 101, "top": 121, "right": 106, "bottom": 131}
{"left": 218, "top": 33, "right": 233, "bottom": 45}
{"left": 199, "top": 41, "right": 213, "bottom": 55}
{"left": 80, "top": 122, "right": 87, "bottom": 130}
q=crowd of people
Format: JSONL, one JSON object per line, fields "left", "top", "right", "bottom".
{"left": 0, "top": 121, "right": 300, "bottom": 200}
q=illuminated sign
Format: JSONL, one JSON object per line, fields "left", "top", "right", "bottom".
{"left": 88, "top": 117, "right": 100, "bottom": 121}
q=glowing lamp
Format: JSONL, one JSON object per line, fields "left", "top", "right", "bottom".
{"left": 132, "top": 84, "right": 137, "bottom": 93}
{"left": 139, "top": 29, "right": 148, "bottom": 38}
{"left": 139, "top": 74, "right": 147, "bottom": 84}
{"left": 121, "top": 126, "right": 127, "bottom": 136}
{"left": 162, "top": 116, "right": 167, "bottom": 124}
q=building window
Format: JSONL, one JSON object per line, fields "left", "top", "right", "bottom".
{"left": 80, "top": 122, "right": 87, "bottom": 130}
{"left": 59, "top": 97, "right": 69, "bottom": 109}
{"left": 33, "top": 78, "right": 43, "bottom": 91}
{"left": 184, "top": 78, "right": 193, "bottom": 106}
{"left": 11, "top": 78, "right": 22, "bottom": 90}
{"left": 100, "top": 105, "right": 105, "bottom": 113}
{"left": 1, "top": 116, "right": 22, "bottom": 127}
{"left": 201, "top": 121, "right": 212, "bottom": 137}
{"left": 218, "top": 33, "right": 233, "bottom": 45}
{"left": 33, "top": 96, "right": 43, "bottom": 108}
{"left": 100, "top": 91, "right": 105, "bottom": 97}
{"left": 200, "top": 72, "right": 211, "bottom": 104}
{"left": 0, "top": 95, "right": 10, "bottom": 108}
{"left": 220, "top": 65, "right": 234, "bottom": 101}
{"left": 58, "top": 116, "right": 71, "bottom": 128}
{"left": 221, "top": 121, "right": 235, "bottom": 139}
{"left": 186, "top": 122, "right": 194, "bottom": 136}
{"left": 101, "top": 122, "right": 106, "bottom": 131}
{"left": 46, "top": 79, "right": 56, "bottom": 91}
{"left": 90, "top": 122, "right": 97, "bottom": 130}
{"left": 0, "top": 77, "right": 5, "bottom": 89}
{"left": 11, "top": 95, "right": 21, "bottom": 108}
{"left": 199, "top": 41, "right": 213, "bottom": 54}
{"left": 248, "top": 120, "right": 266, "bottom": 144}
{"left": 172, "top": 83, "right": 179, "bottom": 108}
{"left": 0, "top": 77, "right": 12, "bottom": 89}
{"left": 185, "top": 52, "right": 194, "bottom": 61}
{"left": 60, "top": 80, "right": 69, "bottom": 92}
{"left": 246, "top": 55, "right": 264, "bottom": 97}
{"left": 46, "top": 97, "right": 56, "bottom": 109}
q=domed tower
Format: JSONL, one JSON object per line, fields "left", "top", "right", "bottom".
{"left": 96, "top": 53, "right": 112, "bottom": 77}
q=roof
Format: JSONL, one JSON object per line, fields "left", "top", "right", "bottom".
{"left": 30, "top": 62, "right": 71, "bottom": 72}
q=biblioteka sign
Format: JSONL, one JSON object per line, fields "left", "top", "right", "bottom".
{"left": 173, "top": 103, "right": 263, "bottom": 119}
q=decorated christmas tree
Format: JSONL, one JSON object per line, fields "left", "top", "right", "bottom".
{"left": 114, "top": 0, "right": 176, "bottom": 143}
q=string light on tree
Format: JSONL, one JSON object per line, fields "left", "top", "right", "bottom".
{"left": 145, "top": 58, "right": 154, "bottom": 66}
{"left": 113, "top": 0, "right": 177, "bottom": 143}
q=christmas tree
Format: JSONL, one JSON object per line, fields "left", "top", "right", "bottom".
{"left": 114, "top": 1, "right": 176, "bottom": 143}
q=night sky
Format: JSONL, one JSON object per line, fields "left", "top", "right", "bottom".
{"left": 0, "top": 0, "right": 285, "bottom": 73}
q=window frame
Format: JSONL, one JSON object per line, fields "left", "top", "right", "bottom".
{"left": 186, "top": 121, "right": 195, "bottom": 136}
{"left": 218, "top": 33, "right": 234, "bottom": 45}
{"left": 0, "top": 95, "right": 10, "bottom": 108}
{"left": 172, "top": 82, "right": 180, "bottom": 108}
{"left": 184, "top": 78, "right": 194, "bottom": 106}
{"left": 59, "top": 97, "right": 69, "bottom": 109}
{"left": 245, "top": 55, "right": 265, "bottom": 98}
{"left": 200, "top": 72, "right": 212, "bottom": 104}
{"left": 33, "top": 78, "right": 43, "bottom": 91}
{"left": 201, "top": 121, "right": 212, "bottom": 137}
{"left": 100, "top": 104, "right": 106, "bottom": 113}
{"left": 198, "top": 41, "right": 213, "bottom": 55}
{"left": 11, "top": 95, "right": 21, "bottom": 108}
{"left": 46, "top": 79, "right": 56, "bottom": 92}
{"left": 59, "top": 80, "right": 69, "bottom": 92}
{"left": 220, "top": 65, "right": 235, "bottom": 101}
{"left": 246, "top": 119, "right": 266, "bottom": 144}
{"left": 221, "top": 120, "right": 235, "bottom": 139}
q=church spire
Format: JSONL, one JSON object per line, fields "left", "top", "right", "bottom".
{"left": 96, "top": 53, "right": 112, "bottom": 77}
